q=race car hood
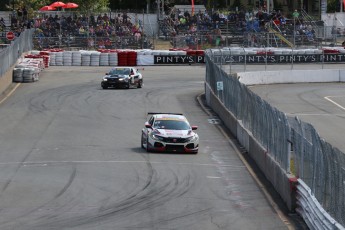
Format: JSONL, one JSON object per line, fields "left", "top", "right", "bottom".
{"left": 105, "top": 74, "right": 129, "bottom": 78}
{"left": 154, "top": 129, "right": 193, "bottom": 137}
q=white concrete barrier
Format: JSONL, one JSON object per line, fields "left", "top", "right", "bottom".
{"left": 237, "top": 69, "right": 343, "bottom": 85}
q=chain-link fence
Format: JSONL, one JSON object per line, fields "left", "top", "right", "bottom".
{"left": 0, "top": 29, "right": 34, "bottom": 77}
{"left": 169, "top": 25, "right": 345, "bottom": 50}
{"left": 205, "top": 50, "right": 345, "bottom": 226}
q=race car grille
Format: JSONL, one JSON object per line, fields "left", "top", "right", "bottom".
{"left": 108, "top": 78, "right": 121, "bottom": 83}
{"left": 165, "top": 145, "right": 185, "bottom": 152}
{"left": 162, "top": 137, "right": 189, "bottom": 143}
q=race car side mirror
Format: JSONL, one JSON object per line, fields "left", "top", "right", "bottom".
{"left": 191, "top": 126, "right": 198, "bottom": 130}
{"left": 145, "top": 122, "right": 152, "bottom": 129}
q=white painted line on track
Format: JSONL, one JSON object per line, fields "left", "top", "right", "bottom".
{"left": 206, "top": 176, "right": 221, "bottom": 179}
{"left": 325, "top": 96, "right": 345, "bottom": 111}
{"left": 0, "top": 83, "right": 21, "bottom": 105}
{"left": 1, "top": 160, "right": 246, "bottom": 168}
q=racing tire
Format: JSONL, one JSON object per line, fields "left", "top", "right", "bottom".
{"left": 141, "top": 133, "right": 150, "bottom": 152}
{"left": 126, "top": 83, "right": 130, "bottom": 89}
{"left": 141, "top": 133, "right": 145, "bottom": 149}
{"left": 102, "top": 85, "right": 108, "bottom": 89}
{"left": 137, "top": 80, "right": 143, "bottom": 88}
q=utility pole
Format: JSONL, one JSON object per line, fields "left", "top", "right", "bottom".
{"left": 157, "top": 0, "right": 160, "bottom": 20}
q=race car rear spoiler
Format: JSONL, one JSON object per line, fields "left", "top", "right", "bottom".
{"left": 147, "top": 112, "right": 183, "bottom": 115}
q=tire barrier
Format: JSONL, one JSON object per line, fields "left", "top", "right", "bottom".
{"left": 31, "top": 48, "right": 205, "bottom": 66}
{"left": 33, "top": 46, "right": 345, "bottom": 67}
{"left": 13, "top": 57, "right": 44, "bottom": 83}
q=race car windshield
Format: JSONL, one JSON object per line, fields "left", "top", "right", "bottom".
{"left": 109, "top": 69, "right": 130, "bottom": 75}
{"left": 153, "top": 120, "right": 190, "bottom": 130}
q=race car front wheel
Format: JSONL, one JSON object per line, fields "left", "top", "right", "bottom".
{"left": 141, "top": 133, "right": 150, "bottom": 152}
{"left": 137, "top": 80, "right": 143, "bottom": 88}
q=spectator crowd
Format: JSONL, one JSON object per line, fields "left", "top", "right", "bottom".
{"left": 31, "top": 12, "right": 152, "bottom": 49}
{"left": 159, "top": 6, "right": 317, "bottom": 48}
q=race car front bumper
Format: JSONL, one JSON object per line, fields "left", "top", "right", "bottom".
{"left": 147, "top": 141, "right": 199, "bottom": 153}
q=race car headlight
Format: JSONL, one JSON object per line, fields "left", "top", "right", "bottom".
{"left": 150, "top": 133, "right": 164, "bottom": 141}
{"left": 186, "top": 135, "right": 198, "bottom": 142}
{"left": 102, "top": 77, "right": 108, "bottom": 81}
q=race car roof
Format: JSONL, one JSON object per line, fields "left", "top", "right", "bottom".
{"left": 153, "top": 114, "right": 186, "bottom": 121}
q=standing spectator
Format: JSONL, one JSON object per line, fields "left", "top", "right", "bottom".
{"left": 0, "top": 17, "right": 5, "bottom": 30}
{"left": 123, "top": 12, "right": 129, "bottom": 23}
{"left": 293, "top": 10, "right": 299, "bottom": 18}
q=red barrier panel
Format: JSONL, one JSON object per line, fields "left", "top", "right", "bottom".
{"left": 117, "top": 51, "right": 128, "bottom": 66}
{"left": 196, "top": 50, "right": 205, "bottom": 56}
{"left": 322, "top": 49, "right": 340, "bottom": 54}
{"left": 186, "top": 50, "right": 196, "bottom": 56}
{"left": 127, "top": 51, "right": 137, "bottom": 66}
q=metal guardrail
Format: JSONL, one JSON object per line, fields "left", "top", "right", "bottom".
{"left": 296, "top": 179, "right": 345, "bottom": 230}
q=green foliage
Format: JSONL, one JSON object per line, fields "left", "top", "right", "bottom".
{"left": 231, "top": 0, "right": 244, "bottom": 10}
{"left": 327, "top": 0, "right": 340, "bottom": 13}
{"left": 70, "top": 0, "right": 109, "bottom": 12}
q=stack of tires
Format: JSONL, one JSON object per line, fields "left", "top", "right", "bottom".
{"left": 22, "top": 68, "right": 38, "bottom": 83}
{"left": 55, "top": 52, "right": 63, "bottom": 66}
{"left": 39, "top": 51, "right": 51, "bottom": 68}
{"left": 63, "top": 51, "right": 72, "bottom": 66}
{"left": 12, "top": 68, "right": 23, "bottom": 83}
{"left": 108, "top": 51, "right": 118, "bottom": 66}
{"left": 81, "top": 51, "right": 91, "bottom": 66}
{"left": 117, "top": 51, "right": 128, "bottom": 66}
{"left": 99, "top": 52, "right": 109, "bottom": 66}
{"left": 90, "top": 52, "right": 100, "bottom": 66}
{"left": 72, "top": 51, "right": 82, "bottom": 66}
{"left": 127, "top": 51, "right": 137, "bottom": 66}
{"left": 49, "top": 52, "right": 56, "bottom": 66}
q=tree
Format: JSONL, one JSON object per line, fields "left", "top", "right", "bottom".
{"left": 70, "top": 0, "right": 109, "bottom": 12}
{"left": 327, "top": 0, "right": 340, "bottom": 12}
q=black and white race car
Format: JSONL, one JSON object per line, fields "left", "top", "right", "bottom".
{"left": 141, "top": 113, "right": 199, "bottom": 153}
{"left": 101, "top": 67, "right": 143, "bottom": 89}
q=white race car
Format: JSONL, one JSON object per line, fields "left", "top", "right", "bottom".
{"left": 141, "top": 113, "right": 199, "bottom": 153}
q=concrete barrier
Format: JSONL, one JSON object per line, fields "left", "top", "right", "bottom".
{"left": 205, "top": 81, "right": 297, "bottom": 211}
{"left": 237, "top": 69, "right": 344, "bottom": 85}
{"left": 0, "top": 64, "right": 16, "bottom": 100}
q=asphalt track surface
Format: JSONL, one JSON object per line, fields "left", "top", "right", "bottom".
{"left": 249, "top": 82, "right": 345, "bottom": 153}
{"left": 0, "top": 66, "right": 306, "bottom": 230}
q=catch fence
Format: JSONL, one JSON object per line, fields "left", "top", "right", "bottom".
{"left": 205, "top": 50, "right": 345, "bottom": 227}
{"left": 0, "top": 29, "right": 34, "bottom": 77}
{"left": 32, "top": 35, "right": 154, "bottom": 51}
